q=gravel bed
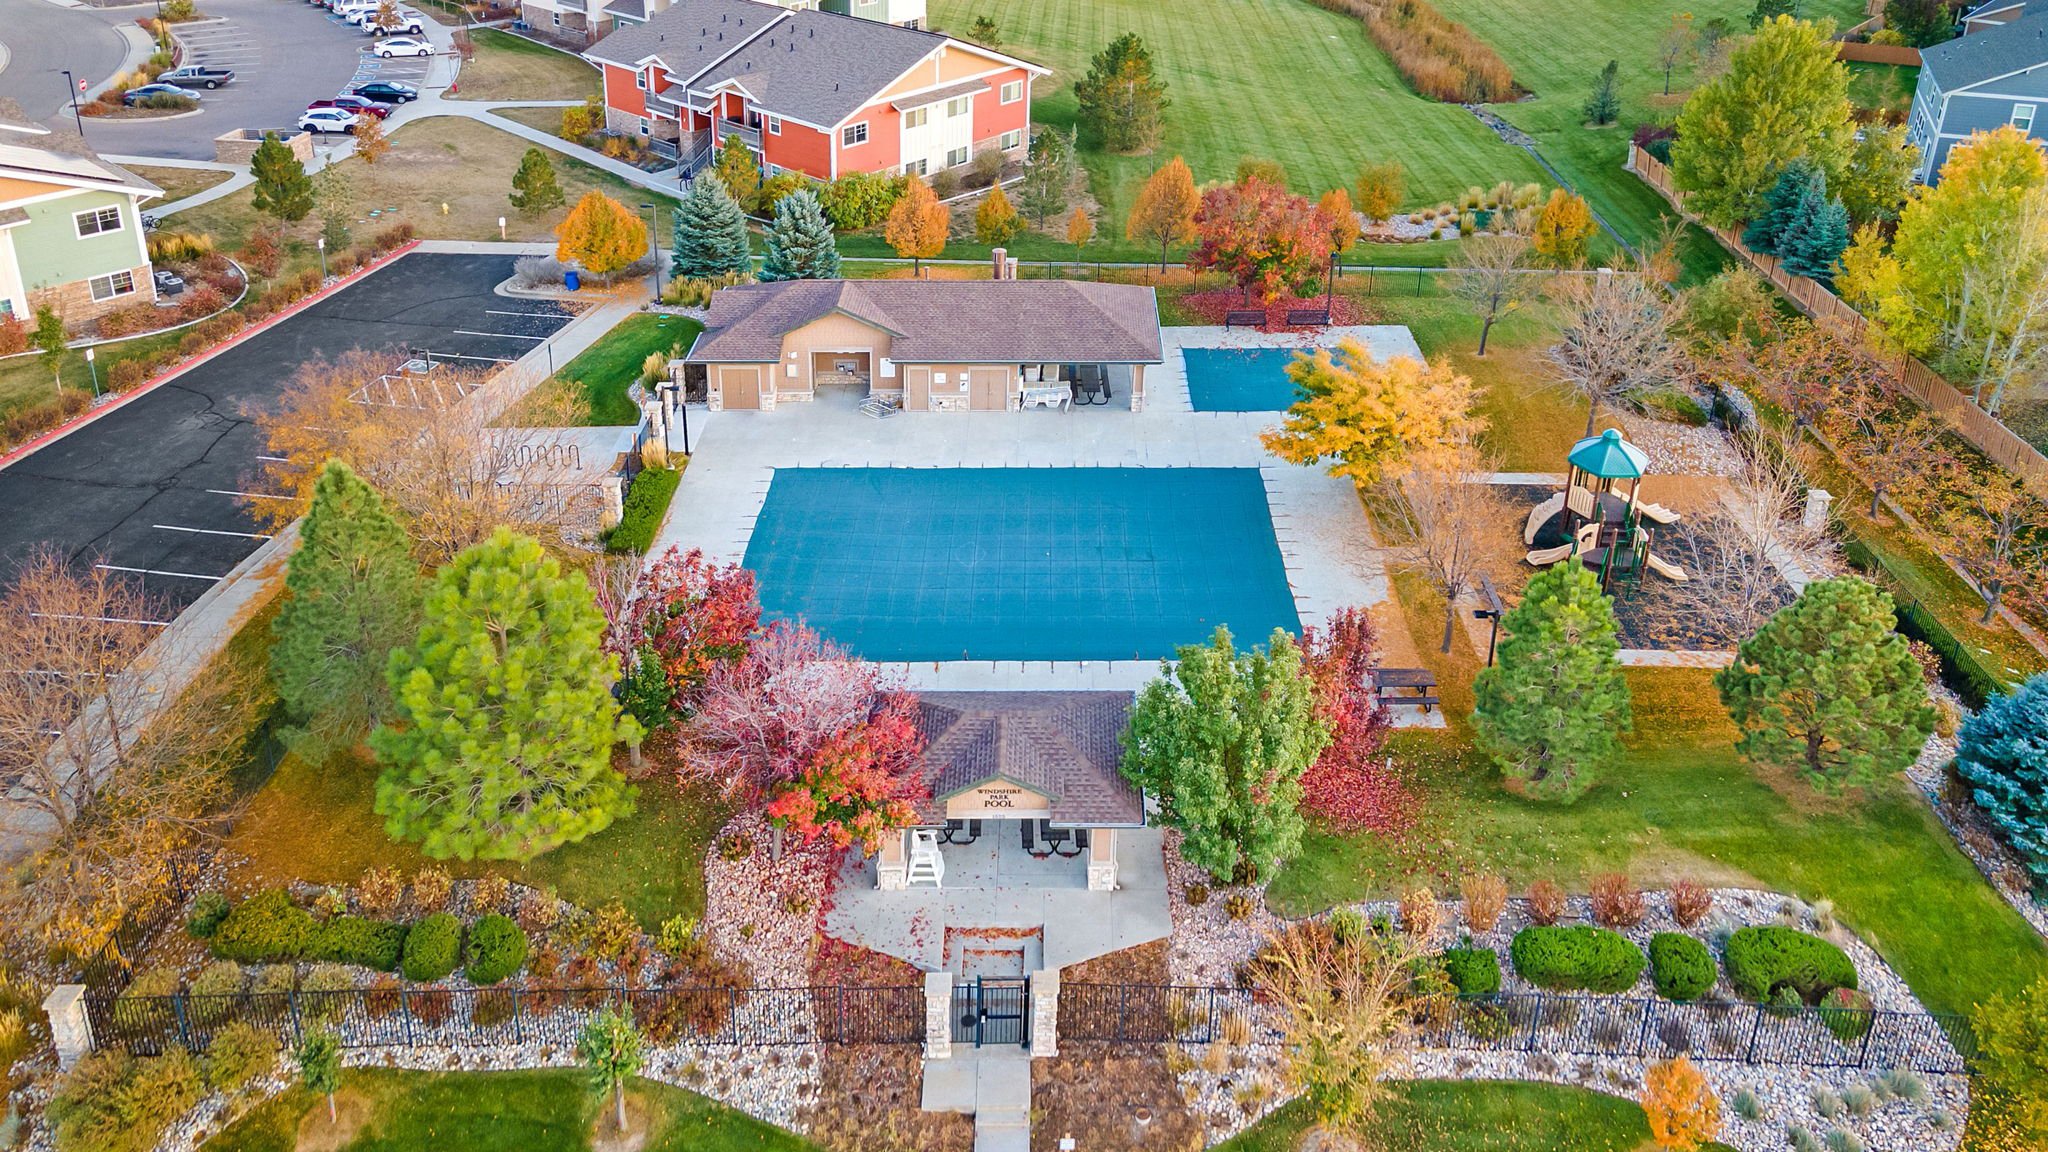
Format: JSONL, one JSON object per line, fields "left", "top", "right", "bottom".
{"left": 1903, "top": 720, "right": 2048, "bottom": 942}
{"left": 1612, "top": 408, "right": 1746, "bottom": 477}
{"left": 701, "top": 810, "right": 833, "bottom": 988}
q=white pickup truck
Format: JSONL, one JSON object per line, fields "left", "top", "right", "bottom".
{"left": 157, "top": 65, "right": 235, "bottom": 89}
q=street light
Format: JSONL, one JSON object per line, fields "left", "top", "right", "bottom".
{"left": 316, "top": 236, "right": 327, "bottom": 281}
{"left": 640, "top": 202, "right": 662, "bottom": 303}
{"left": 60, "top": 71, "right": 86, "bottom": 137}
{"left": 84, "top": 346, "right": 99, "bottom": 398}
{"left": 1473, "top": 574, "right": 1506, "bottom": 667}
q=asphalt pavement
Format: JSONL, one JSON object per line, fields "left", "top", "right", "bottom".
{"left": 0, "top": 0, "right": 131, "bottom": 122}
{"left": 0, "top": 252, "right": 571, "bottom": 616}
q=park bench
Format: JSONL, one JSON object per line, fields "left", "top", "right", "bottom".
{"left": 1286, "top": 307, "right": 1332, "bottom": 327}
{"left": 1373, "top": 667, "right": 1441, "bottom": 713}
{"left": 1224, "top": 309, "right": 1267, "bottom": 329}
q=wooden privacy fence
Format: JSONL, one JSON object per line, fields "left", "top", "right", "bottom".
{"left": 1836, "top": 41, "right": 1923, "bottom": 65}
{"left": 1630, "top": 145, "right": 2048, "bottom": 496}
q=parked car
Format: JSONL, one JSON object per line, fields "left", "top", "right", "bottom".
{"left": 122, "top": 82, "right": 203, "bottom": 105}
{"left": 156, "top": 65, "right": 234, "bottom": 89}
{"left": 309, "top": 95, "right": 393, "bottom": 118}
{"left": 298, "top": 107, "right": 361, "bottom": 134}
{"left": 153, "top": 269, "right": 186, "bottom": 296}
{"left": 372, "top": 35, "right": 434, "bottom": 58}
{"left": 350, "top": 81, "right": 419, "bottom": 103}
{"left": 366, "top": 9, "right": 427, "bottom": 34}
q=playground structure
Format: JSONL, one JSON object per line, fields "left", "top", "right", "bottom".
{"left": 1523, "top": 428, "right": 1689, "bottom": 591}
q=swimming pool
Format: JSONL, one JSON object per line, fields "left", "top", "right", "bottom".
{"left": 1181, "top": 346, "right": 1310, "bottom": 411}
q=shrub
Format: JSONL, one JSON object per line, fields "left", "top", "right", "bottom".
{"left": 1670, "top": 880, "right": 1713, "bottom": 929}
{"left": 205, "top": 1020, "right": 278, "bottom": 1093}
{"left": 401, "top": 913, "right": 462, "bottom": 982}
{"left": 930, "top": 167, "right": 962, "bottom": 201}
{"left": 187, "top": 960, "right": 245, "bottom": 1027}
{"left": 1527, "top": 879, "right": 1567, "bottom": 926}
{"left": 820, "top": 169, "right": 906, "bottom": 230}
{"left": 1648, "top": 933, "right": 1716, "bottom": 1001}
{"left": 298, "top": 963, "right": 356, "bottom": 1024}
{"left": 1509, "top": 926, "right": 1646, "bottom": 993}
{"left": 0, "top": 315, "right": 27, "bottom": 356}
{"left": 50, "top": 1047, "right": 206, "bottom": 1152}
{"left": 1825, "top": 1129, "right": 1865, "bottom": 1152}
{"left": 177, "top": 282, "right": 227, "bottom": 321}
{"left": 211, "top": 889, "right": 316, "bottom": 963}
{"left": 1399, "top": 885, "right": 1442, "bottom": 941}
{"left": 364, "top": 974, "right": 402, "bottom": 1017}
{"left": 237, "top": 230, "right": 281, "bottom": 278}
{"left": 147, "top": 230, "right": 214, "bottom": 262}
{"left": 186, "top": 891, "right": 231, "bottom": 938}
{"left": 95, "top": 304, "right": 160, "bottom": 338}
{"left": 1724, "top": 926, "right": 1857, "bottom": 1003}
{"left": 559, "top": 102, "right": 600, "bottom": 140}
{"left": 1307, "top": 0, "right": 1517, "bottom": 102}
{"left": 1811, "top": 1087, "right": 1844, "bottom": 1118}
{"left": 309, "top": 916, "right": 408, "bottom": 971}
{"left": 465, "top": 914, "right": 529, "bottom": 985}
{"left": 357, "top": 866, "right": 404, "bottom": 915}
{"left": 1817, "top": 987, "right": 1874, "bottom": 1042}
{"left": 1731, "top": 1086, "right": 1765, "bottom": 1120}
{"left": 1441, "top": 946, "right": 1502, "bottom": 996}
{"left": 411, "top": 866, "right": 453, "bottom": 912}
{"left": 605, "top": 466, "right": 681, "bottom": 555}
{"left": 1589, "top": 872, "right": 1646, "bottom": 928}
{"left": 1224, "top": 892, "right": 1257, "bottom": 921}
{"left": 1460, "top": 872, "right": 1507, "bottom": 932}
{"left": 473, "top": 873, "right": 512, "bottom": 913}
{"left": 1876, "top": 1067, "right": 1928, "bottom": 1103}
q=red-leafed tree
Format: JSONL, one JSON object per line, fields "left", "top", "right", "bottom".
{"left": 1297, "top": 607, "right": 1408, "bottom": 834}
{"left": 618, "top": 548, "right": 762, "bottom": 736}
{"left": 690, "top": 622, "right": 890, "bottom": 803}
{"left": 1187, "top": 177, "right": 1333, "bottom": 304}
{"left": 765, "top": 691, "right": 927, "bottom": 851}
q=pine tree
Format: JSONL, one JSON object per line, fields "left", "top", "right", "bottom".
{"left": 1017, "top": 127, "right": 1075, "bottom": 229}
{"left": 669, "top": 173, "right": 751, "bottom": 281}
{"left": 1472, "top": 560, "right": 1632, "bottom": 803}
{"left": 1583, "top": 60, "right": 1621, "bottom": 126}
{"left": 1715, "top": 578, "right": 1935, "bottom": 791}
{"left": 973, "top": 182, "right": 1021, "bottom": 246}
{"left": 1120, "top": 627, "right": 1329, "bottom": 882}
{"left": 758, "top": 188, "right": 841, "bottom": 281}
{"left": 270, "top": 460, "right": 422, "bottom": 757}
{"left": 1074, "top": 32, "right": 1168, "bottom": 152}
{"left": 1742, "top": 159, "right": 1822, "bottom": 255}
{"left": 508, "top": 146, "right": 565, "bottom": 214}
{"left": 250, "top": 132, "right": 313, "bottom": 225}
{"left": 371, "top": 528, "right": 641, "bottom": 861}
{"left": 1955, "top": 674, "right": 2048, "bottom": 898}
{"left": 1783, "top": 194, "right": 1850, "bottom": 282}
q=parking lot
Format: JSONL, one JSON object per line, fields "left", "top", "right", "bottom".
{"left": 64, "top": 0, "right": 434, "bottom": 161}
{"left": 0, "top": 253, "right": 570, "bottom": 618}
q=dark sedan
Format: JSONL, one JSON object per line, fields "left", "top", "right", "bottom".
{"left": 349, "top": 81, "right": 419, "bottom": 104}
{"left": 309, "top": 95, "right": 393, "bottom": 119}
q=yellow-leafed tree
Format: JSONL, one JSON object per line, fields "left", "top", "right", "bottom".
{"left": 1355, "top": 160, "right": 1406, "bottom": 224}
{"left": 884, "top": 175, "right": 948, "bottom": 275}
{"left": 555, "top": 190, "right": 649, "bottom": 285}
{"left": 1319, "top": 188, "right": 1361, "bottom": 254}
{"left": 1066, "top": 207, "right": 1095, "bottom": 254}
{"left": 1642, "top": 1056, "right": 1721, "bottom": 1151}
{"left": 973, "top": 182, "right": 1021, "bottom": 247}
{"left": 353, "top": 114, "right": 390, "bottom": 166}
{"left": 1532, "top": 188, "right": 1597, "bottom": 268}
{"left": 1126, "top": 156, "right": 1199, "bottom": 272}
{"left": 1260, "top": 343, "right": 1479, "bottom": 486}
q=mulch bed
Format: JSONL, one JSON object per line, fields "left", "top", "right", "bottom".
{"left": 1034, "top": 942, "right": 1205, "bottom": 1152}
{"left": 799, "top": 934, "right": 973, "bottom": 1152}
{"left": 1176, "top": 290, "right": 1373, "bottom": 333}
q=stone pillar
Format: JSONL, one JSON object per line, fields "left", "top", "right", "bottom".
{"left": 923, "top": 971, "right": 954, "bottom": 1059}
{"left": 600, "top": 475, "right": 625, "bottom": 531}
{"left": 1086, "top": 828, "right": 1118, "bottom": 892}
{"left": 641, "top": 401, "right": 669, "bottom": 469}
{"left": 1029, "top": 968, "right": 1059, "bottom": 1058}
{"left": 876, "top": 830, "right": 909, "bottom": 891}
{"left": 43, "top": 985, "right": 91, "bottom": 1070}
{"left": 1803, "top": 487, "right": 1835, "bottom": 530}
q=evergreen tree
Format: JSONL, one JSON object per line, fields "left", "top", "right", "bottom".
{"left": 757, "top": 188, "right": 841, "bottom": 281}
{"left": 973, "top": 182, "right": 1021, "bottom": 246}
{"left": 1715, "top": 578, "right": 1935, "bottom": 791}
{"left": 1748, "top": 0, "right": 1796, "bottom": 27}
{"left": 670, "top": 173, "right": 752, "bottom": 281}
{"left": 1120, "top": 626, "right": 1329, "bottom": 882}
{"left": 1885, "top": 0, "right": 1953, "bottom": 45}
{"left": 1583, "top": 60, "right": 1621, "bottom": 126}
{"left": 1782, "top": 194, "right": 1850, "bottom": 282}
{"left": 1074, "top": 32, "right": 1168, "bottom": 153}
{"left": 1741, "top": 159, "right": 1822, "bottom": 255}
{"left": 508, "top": 146, "right": 565, "bottom": 214}
{"left": 1472, "top": 560, "right": 1632, "bottom": 803}
{"left": 270, "top": 460, "right": 422, "bottom": 757}
{"left": 371, "top": 528, "right": 641, "bottom": 861}
{"left": 1955, "top": 674, "right": 2048, "bottom": 900}
{"left": 250, "top": 132, "right": 313, "bottom": 225}
{"left": 1017, "top": 127, "right": 1076, "bottom": 229}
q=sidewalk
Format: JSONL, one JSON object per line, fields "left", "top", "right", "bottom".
{"left": 108, "top": 154, "right": 256, "bottom": 217}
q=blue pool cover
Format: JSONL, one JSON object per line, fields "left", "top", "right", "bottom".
{"left": 742, "top": 467, "right": 1302, "bottom": 662}
{"left": 1182, "top": 347, "right": 1310, "bottom": 411}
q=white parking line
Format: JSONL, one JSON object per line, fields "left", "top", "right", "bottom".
{"left": 153, "top": 524, "right": 275, "bottom": 540}
{"left": 30, "top": 613, "right": 172, "bottom": 627}
{"left": 256, "top": 455, "right": 287, "bottom": 462}
{"left": 485, "top": 309, "right": 555, "bottom": 317}
{"left": 94, "top": 564, "right": 224, "bottom": 582}
{"left": 454, "top": 329, "right": 548, "bottom": 341}
{"left": 206, "top": 488, "right": 294, "bottom": 500}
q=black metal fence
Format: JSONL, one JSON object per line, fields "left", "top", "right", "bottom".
{"left": 1059, "top": 985, "right": 1974, "bottom": 1075}
{"left": 86, "top": 983, "right": 925, "bottom": 1057}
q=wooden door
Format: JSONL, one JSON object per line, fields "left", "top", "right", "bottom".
{"left": 720, "top": 366, "right": 761, "bottom": 409}
{"left": 970, "top": 367, "right": 1009, "bottom": 411}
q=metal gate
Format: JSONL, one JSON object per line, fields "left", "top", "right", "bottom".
{"left": 951, "top": 977, "right": 1030, "bottom": 1048}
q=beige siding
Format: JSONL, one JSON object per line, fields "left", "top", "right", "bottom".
{"left": 877, "top": 43, "right": 1014, "bottom": 100}
{"left": 777, "top": 313, "right": 892, "bottom": 398}
{"left": 716, "top": 365, "right": 764, "bottom": 409}
{"left": 906, "top": 362, "right": 1013, "bottom": 411}
{"left": 944, "top": 781, "right": 1052, "bottom": 819}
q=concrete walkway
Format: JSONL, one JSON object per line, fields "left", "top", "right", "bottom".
{"left": 106, "top": 155, "right": 257, "bottom": 217}
{"left": 923, "top": 1051, "right": 1030, "bottom": 1152}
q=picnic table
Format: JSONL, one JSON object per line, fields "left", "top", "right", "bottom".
{"left": 1373, "top": 667, "right": 1441, "bottom": 712}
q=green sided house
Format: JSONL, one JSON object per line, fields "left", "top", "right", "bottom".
{"left": 0, "top": 133, "right": 161, "bottom": 325}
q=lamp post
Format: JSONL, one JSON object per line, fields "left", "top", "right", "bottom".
{"left": 60, "top": 71, "right": 86, "bottom": 137}
{"left": 640, "top": 202, "right": 662, "bottom": 303}
{"left": 1472, "top": 574, "right": 1506, "bottom": 667}
{"left": 316, "top": 236, "right": 327, "bottom": 281}
{"left": 84, "top": 346, "right": 99, "bottom": 398}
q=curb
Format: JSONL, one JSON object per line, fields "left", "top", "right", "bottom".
{"left": 0, "top": 240, "right": 423, "bottom": 472}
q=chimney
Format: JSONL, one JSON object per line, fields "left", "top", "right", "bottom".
{"left": 991, "top": 247, "right": 1007, "bottom": 279}
{"left": 1008, "top": 256, "right": 1020, "bottom": 280}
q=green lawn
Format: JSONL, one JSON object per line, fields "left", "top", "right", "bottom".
{"left": 204, "top": 1069, "right": 812, "bottom": 1151}
{"left": 524, "top": 312, "right": 704, "bottom": 425}
{"left": 1847, "top": 61, "right": 1919, "bottom": 117}
{"left": 926, "top": 0, "right": 1548, "bottom": 249}
{"left": 1220, "top": 1081, "right": 1733, "bottom": 1152}
{"left": 451, "top": 29, "right": 603, "bottom": 104}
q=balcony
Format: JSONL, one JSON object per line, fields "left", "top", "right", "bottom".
{"left": 711, "top": 117, "right": 762, "bottom": 151}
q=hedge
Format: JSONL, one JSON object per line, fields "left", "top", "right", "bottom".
{"left": 1440, "top": 946, "right": 1501, "bottom": 997}
{"left": 605, "top": 466, "right": 681, "bottom": 555}
{"left": 1647, "top": 933, "right": 1716, "bottom": 1002}
{"left": 401, "top": 912, "right": 463, "bottom": 982}
{"left": 309, "top": 915, "right": 409, "bottom": 972}
{"left": 209, "top": 890, "right": 315, "bottom": 964}
{"left": 1509, "top": 926, "right": 1646, "bottom": 994}
{"left": 463, "top": 914, "right": 529, "bottom": 985}
{"left": 1724, "top": 926, "right": 1857, "bottom": 1004}
{"left": 1817, "top": 986, "right": 1875, "bottom": 1042}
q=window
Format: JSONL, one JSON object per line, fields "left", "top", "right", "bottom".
{"left": 903, "top": 17, "right": 919, "bottom": 28}
{"left": 635, "top": 68, "right": 647, "bottom": 90}
{"left": 842, "top": 121, "right": 869, "bottom": 146}
{"left": 550, "top": 10, "right": 560, "bottom": 26}
{"left": 767, "top": 116, "right": 781, "bottom": 135}
{"left": 639, "top": 118, "right": 650, "bottom": 136}
{"left": 74, "top": 206, "right": 122, "bottom": 238}
{"left": 946, "top": 96, "right": 970, "bottom": 118}
{"left": 2014, "top": 103, "right": 2037, "bottom": 132}
{"left": 945, "top": 145, "right": 969, "bottom": 169}
{"left": 904, "top": 158, "right": 928, "bottom": 176}
{"left": 904, "top": 107, "right": 927, "bottom": 129}
{"left": 89, "top": 270, "right": 135, "bottom": 302}
{"left": 999, "top": 129, "right": 1023, "bottom": 150}
{"left": 1000, "top": 80, "right": 1022, "bottom": 104}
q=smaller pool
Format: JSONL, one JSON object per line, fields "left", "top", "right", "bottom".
{"left": 1181, "top": 347, "right": 1312, "bottom": 411}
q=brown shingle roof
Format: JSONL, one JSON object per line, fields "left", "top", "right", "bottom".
{"left": 683, "top": 279, "right": 1163, "bottom": 365}
{"left": 913, "top": 691, "right": 1143, "bottom": 827}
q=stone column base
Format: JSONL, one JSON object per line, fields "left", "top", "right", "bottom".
{"left": 1029, "top": 969, "right": 1059, "bottom": 1058}
{"left": 1087, "top": 859, "right": 1117, "bottom": 891}
{"left": 43, "top": 985, "right": 90, "bottom": 1070}
{"left": 877, "top": 860, "right": 908, "bottom": 890}
{"left": 924, "top": 971, "right": 954, "bottom": 1059}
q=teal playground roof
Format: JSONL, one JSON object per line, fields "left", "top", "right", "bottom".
{"left": 1568, "top": 428, "right": 1649, "bottom": 480}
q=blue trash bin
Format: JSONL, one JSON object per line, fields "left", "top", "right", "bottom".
{"left": 564, "top": 270, "right": 581, "bottom": 291}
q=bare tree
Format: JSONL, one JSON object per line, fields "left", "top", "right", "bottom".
{"left": 1449, "top": 222, "right": 1536, "bottom": 357}
{"left": 1387, "top": 446, "right": 1508, "bottom": 653}
{"left": 1944, "top": 475, "right": 2048, "bottom": 625}
{"left": 1545, "top": 269, "right": 1687, "bottom": 435}
{"left": 1836, "top": 376, "right": 1954, "bottom": 519}
{"left": 1662, "top": 425, "right": 1832, "bottom": 637}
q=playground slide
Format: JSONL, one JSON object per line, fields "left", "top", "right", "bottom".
{"left": 1635, "top": 501, "right": 1682, "bottom": 525}
{"left": 1525, "top": 543, "right": 1577, "bottom": 566}
{"left": 1644, "top": 552, "right": 1690, "bottom": 582}
{"left": 1524, "top": 492, "right": 1566, "bottom": 545}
